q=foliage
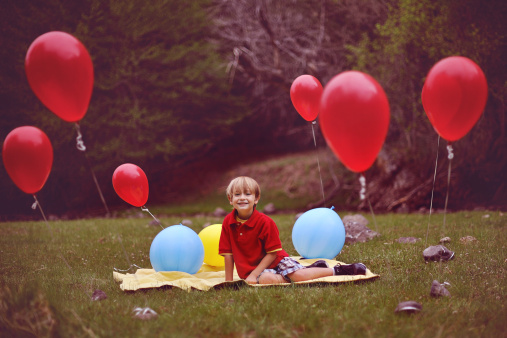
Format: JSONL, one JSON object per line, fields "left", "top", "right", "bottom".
{"left": 0, "top": 211, "right": 505, "bottom": 336}
{"left": 209, "top": 0, "right": 389, "bottom": 142}
{"left": 346, "top": 0, "right": 507, "bottom": 209}
{"left": 0, "top": 0, "right": 248, "bottom": 217}
{"left": 1, "top": 0, "right": 505, "bottom": 219}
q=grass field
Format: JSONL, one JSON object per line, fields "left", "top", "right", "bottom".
{"left": 0, "top": 210, "right": 505, "bottom": 337}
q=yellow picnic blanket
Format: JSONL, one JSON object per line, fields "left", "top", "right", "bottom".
{"left": 113, "top": 257, "right": 379, "bottom": 292}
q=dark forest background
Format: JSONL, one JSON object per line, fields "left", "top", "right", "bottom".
{"left": 1, "top": 0, "right": 506, "bottom": 220}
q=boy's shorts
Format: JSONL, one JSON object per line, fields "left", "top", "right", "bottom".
{"left": 257, "top": 257, "right": 305, "bottom": 283}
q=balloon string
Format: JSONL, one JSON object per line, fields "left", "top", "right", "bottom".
{"left": 361, "top": 173, "right": 382, "bottom": 279}
{"left": 113, "top": 263, "right": 142, "bottom": 273}
{"left": 364, "top": 182, "right": 394, "bottom": 289}
{"left": 72, "top": 131, "right": 144, "bottom": 291}
{"left": 114, "top": 234, "right": 149, "bottom": 304}
{"left": 32, "top": 195, "right": 92, "bottom": 298}
{"left": 365, "top": 193, "right": 378, "bottom": 234}
{"left": 115, "top": 234, "right": 137, "bottom": 271}
{"left": 311, "top": 121, "right": 326, "bottom": 205}
{"left": 74, "top": 123, "right": 86, "bottom": 152}
{"left": 33, "top": 195, "right": 50, "bottom": 232}
{"left": 85, "top": 153, "right": 110, "bottom": 216}
{"left": 141, "top": 206, "right": 164, "bottom": 230}
{"left": 75, "top": 123, "right": 111, "bottom": 217}
{"left": 425, "top": 135, "right": 441, "bottom": 247}
{"left": 359, "top": 174, "right": 366, "bottom": 201}
{"left": 362, "top": 174, "right": 378, "bottom": 233}
{"left": 442, "top": 144, "right": 454, "bottom": 236}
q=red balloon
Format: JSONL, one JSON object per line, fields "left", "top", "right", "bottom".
{"left": 422, "top": 56, "right": 488, "bottom": 142}
{"left": 290, "top": 75, "right": 323, "bottom": 121}
{"left": 112, "top": 164, "right": 149, "bottom": 207}
{"left": 2, "top": 126, "right": 53, "bottom": 194}
{"left": 319, "top": 71, "right": 390, "bottom": 173}
{"left": 25, "top": 31, "right": 94, "bottom": 123}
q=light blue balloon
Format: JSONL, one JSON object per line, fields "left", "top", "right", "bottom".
{"left": 292, "top": 207, "right": 346, "bottom": 259}
{"left": 150, "top": 224, "right": 204, "bottom": 274}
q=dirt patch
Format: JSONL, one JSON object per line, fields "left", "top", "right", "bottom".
{"left": 226, "top": 151, "right": 326, "bottom": 195}
{"left": 217, "top": 149, "right": 357, "bottom": 210}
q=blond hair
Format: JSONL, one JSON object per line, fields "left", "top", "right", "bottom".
{"left": 226, "top": 176, "right": 261, "bottom": 201}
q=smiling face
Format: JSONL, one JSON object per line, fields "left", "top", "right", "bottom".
{"left": 229, "top": 188, "right": 260, "bottom": 219}
{"left": 226, "top": 177, "right": 261, "bottom": 220}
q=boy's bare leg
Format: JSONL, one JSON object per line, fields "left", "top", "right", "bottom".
{"left": 287, "top": 268, "right": 334, "bottom": 282}
{"left": 257, "top": 272, "right": 287, "bottom": 284}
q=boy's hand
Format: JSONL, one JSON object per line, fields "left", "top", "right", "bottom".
{"left": 245, "top": 274, "right": 258, "bottom": 284}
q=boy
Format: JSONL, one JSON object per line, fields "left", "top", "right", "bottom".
{"left": 219, "top": 176, "right": 367, "bottom": 284}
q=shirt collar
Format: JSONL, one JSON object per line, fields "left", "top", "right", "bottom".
{"left": 231, "top": 208, "right": 259, "bottom": 228}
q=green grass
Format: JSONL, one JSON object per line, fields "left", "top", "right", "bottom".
{"left": 0, "top": 211, "right": 505, "bottom": 337}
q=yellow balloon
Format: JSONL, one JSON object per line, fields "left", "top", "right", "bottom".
{"left": 198, "top": 224, "right": 225, "bottom": 267}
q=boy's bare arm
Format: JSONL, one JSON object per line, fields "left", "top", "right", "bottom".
{"left": 245, "top": 252, "right": 278, "bottom": 284}
{"left": 224, "top": 255, "right": 235, "bottom": 281}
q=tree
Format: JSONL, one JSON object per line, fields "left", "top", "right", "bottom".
{"left": 208, "top": 0, "right": 389, "bottom": 145}
{"left": 0, "top": 0, "right": 248, "bottom": 218}
{"left": 347, "top": 0, "right": 507, "bottom": 210}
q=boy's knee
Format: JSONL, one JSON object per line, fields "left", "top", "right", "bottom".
{"left": 286, "top": 270, "right": 305, "bottom": 282}
{"left": 258, "top": 272, "right": 285, "bottom": 284}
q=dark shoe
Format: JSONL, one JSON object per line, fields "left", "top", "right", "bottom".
{"left": 306, "top": 260, "right": 329, "bottom": 268}
{"left": 334, "top": 263, "right": 367, "bottom": 275}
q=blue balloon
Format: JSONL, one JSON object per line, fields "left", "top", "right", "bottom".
{"left": 292, "top": 207, "right": 346, "bottom": 259}
{"left": 150, "top": 224, "right": 204, "bottom": 274}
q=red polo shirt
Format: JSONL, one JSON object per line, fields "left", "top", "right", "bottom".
{"left": 219, "top": 209, "right": 288, "bottom": 279}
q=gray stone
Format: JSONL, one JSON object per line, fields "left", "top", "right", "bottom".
{"left": 395, "top": 301, "right": 422, "bottom": 314}
{"left": 181, "top": 219, "right": 193, "bottom": 226}
{"left": 423, "top": 245, "right": 455, "bottom": 262}
{"left": 439, "top": 237, "right": 451, "bottom": 244}
{"left": 342, "top": 214, "right": 380, "bottom": 244}
{"left": 460, "top": 236, "right": 477, "bottom": 244}
{"left": 91, "top": 289, "right": 107, "bottom": 301}
{"left": 396, "top": 237, "right": 420, "bottom": 244}
{"left": 262, "top": 203, "right": 276, "bottom": 214}
{"left": 132, "top": 307, "right": 158, "bottom": 320}
{"left": 213, "top": 207, "right": 228, "bottom": 217}
{"left": 430, "top": 280, "right": 451, "bottom": 297}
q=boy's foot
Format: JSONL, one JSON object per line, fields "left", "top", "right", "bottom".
{"left": 306, "top": 260, "right": 329, "bottom": 268}
{"left": 333, "top": 263, "right": 367, "bottom": 275}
